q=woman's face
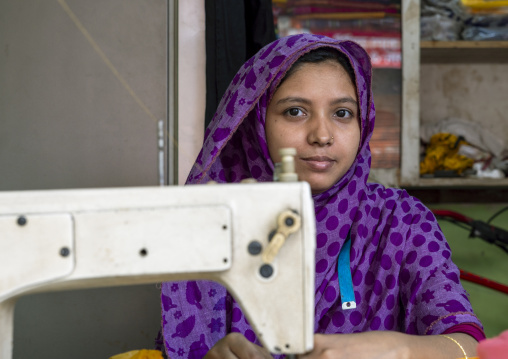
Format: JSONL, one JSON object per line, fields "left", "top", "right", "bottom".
{"left": 266, "top": 60, "right": 360, "bottom": 194}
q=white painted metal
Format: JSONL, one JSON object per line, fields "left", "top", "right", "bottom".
{"left": 0, "top": 214, "right": 74, "bottom": 302}
{"left": 70, "top": 206, "right": 232, "bottom": 280}
{"left": 0, "top": 183, "right": 316, "bottom": 358}
{"left": 0, "top": 300, "right": 15, "bottom": 359}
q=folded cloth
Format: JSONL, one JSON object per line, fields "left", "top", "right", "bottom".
{"left": 420, "top": 132, "right": 474, "bottom": 175}
{"left": 421, "top": 118, "right": 506, "bottom": 158}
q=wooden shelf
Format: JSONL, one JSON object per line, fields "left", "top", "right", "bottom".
{"left": 421, "top": 41, "right": 508, "bottom": 63}
{"left": 370, "top": 169, "right": 508, "bottom": 189}
{"left": 416, "top": 177, "right": 508, "bottom": 188}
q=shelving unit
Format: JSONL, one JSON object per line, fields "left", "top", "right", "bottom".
{"left": 421, "top": 41, "right": 508, "bottom": 63}
{"left": 399, "top": 0, "right": 508, "bottom": 188}
{"left": 418, "top": 177, "right": 508, "bottom": 188}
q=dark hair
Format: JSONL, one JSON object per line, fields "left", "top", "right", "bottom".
{"left": 279, "top": 47, "right": 356, "bottom": 87}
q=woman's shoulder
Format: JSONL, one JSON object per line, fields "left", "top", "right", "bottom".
{"left": 364, "top": 182, "right": 418, "bottom": 203}
{"left": 364, "top": 182, "right": 430, "bottom": 214}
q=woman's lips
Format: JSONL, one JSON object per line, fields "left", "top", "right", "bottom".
{"left": 301, "top": 156, "right": 335, "bottom": 171}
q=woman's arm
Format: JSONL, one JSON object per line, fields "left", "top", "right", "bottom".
{"left": 299, "top": 332, "right": 478, "bottom": 359}
{"left": 203, "top": 331, "right": 477, "bottom": 359}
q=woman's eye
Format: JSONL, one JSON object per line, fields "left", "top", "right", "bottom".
{"left": 286, "top": 108, "right": 303, "bottom": 116}
{"left": 336, "top": 109, "right": 352, "bottom": 118}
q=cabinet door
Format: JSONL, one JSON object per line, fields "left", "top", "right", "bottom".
{"left": 0, "top": 0, "right": 170, "bottom": 190}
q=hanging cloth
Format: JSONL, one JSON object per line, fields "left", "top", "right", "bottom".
{"left": 204, "top": 0, "right": 276, "bottom": 128}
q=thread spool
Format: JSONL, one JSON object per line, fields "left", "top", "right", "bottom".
{"left": 278, "top": 148, "right": 298, "bottom": 182}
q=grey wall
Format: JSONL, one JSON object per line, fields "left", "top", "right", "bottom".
{"left": 1, "top": 0, "right": 170, "bottom": 357}
{"left": 0, "top": 0, "right": 168, "bottom": 191}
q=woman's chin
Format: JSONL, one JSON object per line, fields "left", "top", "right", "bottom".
{"left": 308, "top": 181, "right": 334, "bottom": 195}
{"left": 300, "top": 174, "right": 340, "bottom": 195}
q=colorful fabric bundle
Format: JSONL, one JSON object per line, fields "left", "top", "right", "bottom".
{"left": 110, "top": 350, "right": 164, "bottom": 359}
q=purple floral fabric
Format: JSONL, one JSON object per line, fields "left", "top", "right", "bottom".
{"left": 159, "top": 34, "right": 483, "bottom": 358}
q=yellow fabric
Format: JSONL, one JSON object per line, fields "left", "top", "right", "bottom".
{"left": 462, "top": 0, "right": 508, "bottom": 9}
{"left": 420, "top": 133, "right": 474, "bottom": 175}
{"left": 109, "top": 349, "right": 164, "bottom": 359}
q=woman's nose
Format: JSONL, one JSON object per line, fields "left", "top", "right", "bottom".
{"left": 307, "top": 115, "right": 334, "bottom": 146}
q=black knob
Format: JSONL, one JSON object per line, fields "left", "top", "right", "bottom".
{"left": 260, "top": 264, "right": 273, "bottom": 278}
{"left": 248, "top": 241, "right": 262, "bottom": 255}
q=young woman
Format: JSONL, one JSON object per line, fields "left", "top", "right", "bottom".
{"left": 157, "top": 34, "right": 484, "bottom": 359}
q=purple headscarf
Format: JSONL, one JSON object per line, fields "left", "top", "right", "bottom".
{"left": 159, "top": 34, "right": 483, "bottom": 358}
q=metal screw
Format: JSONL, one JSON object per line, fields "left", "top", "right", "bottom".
{"left": 60, "top": 247, "right": 70, "bottom": 257}
{"left": 140, "top": 248, "right": 148, "bottom": 257}
{"left": 259, "top": 264, "right": 273, "bottom": 278}
{"left": 248, "top": 241, "right": 262, "bottom": 255}
{"left": 285, "top": 217, "right": 294, "bottom": 227}
{"left": 17, "top": 216, "right": 27, "bottom": 226}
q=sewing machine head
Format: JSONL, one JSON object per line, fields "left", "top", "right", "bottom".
{"left": 0, "top": 181, "right": 315, "bottom": 358}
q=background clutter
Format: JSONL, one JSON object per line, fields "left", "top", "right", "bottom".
{"left": 421, "top": 0, "right": 508, "bottom": 41}
{"left": 420, "top": 118, "right": 508, "bottom": 178}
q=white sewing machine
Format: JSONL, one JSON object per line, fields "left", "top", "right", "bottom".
{"left": 0, "top": 182, "right": 316, "bottom": 358}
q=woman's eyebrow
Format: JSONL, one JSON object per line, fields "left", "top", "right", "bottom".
{"left": 331, "top": 97, "right": 358, "bottom": 107}
{"left": 275, "top": 96, "right": 358, "bottom": 107}
{"left": 275, "top": 96, "right": 311, "bottom": 106}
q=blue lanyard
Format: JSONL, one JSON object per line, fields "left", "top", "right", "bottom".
{"left": 337, "top": 229, "right": 356, "bottom": 310}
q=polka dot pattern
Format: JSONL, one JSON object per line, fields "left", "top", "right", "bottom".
{"left": 161, "top": 34, "right": 483, "bottom": 357}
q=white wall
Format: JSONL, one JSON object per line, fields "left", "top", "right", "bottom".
{"left": 178, "top": 0, "right": 206, "bottom": 184}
